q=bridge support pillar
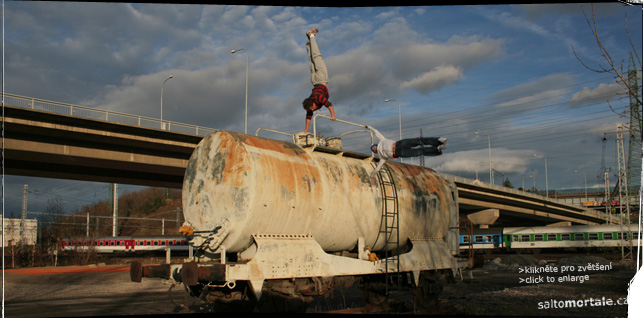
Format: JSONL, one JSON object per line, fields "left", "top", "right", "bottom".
{"left": 466, "top": 209, "right": 499, "bottom": 228}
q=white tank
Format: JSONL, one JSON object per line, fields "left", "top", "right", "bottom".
{"left": 182, "top": 131, "right": 457, "bottom": 254}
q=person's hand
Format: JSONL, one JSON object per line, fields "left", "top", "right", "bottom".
{"left": 331, "top": 115, "right": 337, "bottom": 121}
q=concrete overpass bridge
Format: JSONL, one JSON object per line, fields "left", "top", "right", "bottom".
{"left": 3, "top": 93, "right": 617, "bottom": 226}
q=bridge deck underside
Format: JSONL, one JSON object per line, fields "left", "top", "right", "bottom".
{"left": 455, "top": 183, "right": 611, "bottom": 226}
{"left": 4, "top": 105, "right": 200, "bottom": 188}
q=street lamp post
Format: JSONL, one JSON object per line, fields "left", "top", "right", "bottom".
{"left": 475, "top": 131, "right": 493, "bottom": 185}
{"left": 476, "top": 161, "right": 487, "bottom": 180}
{"left": 231, "top": 48, "right": 248, "bottom": 134}
{"left": 160, "top": 75, "right": 173, "bottom": 130}
{"left": 384, "top": 99, "right": 402, "bottom": 141}
{"left": 575, "top": 170, "right": 588, "bottom": 201}
{"left": 385, "top": 99, "right": 402, "bottom": 162}
{"left": 534, "top": 154, "right": 549, "bottom": 196}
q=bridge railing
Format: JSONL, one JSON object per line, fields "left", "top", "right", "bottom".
{"left": 2, "top": 93, "right": 218, "bottom": 137}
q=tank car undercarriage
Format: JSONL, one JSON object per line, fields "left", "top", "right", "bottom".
{"left": 131, "top": 233, "right": 466, "bottom": 312}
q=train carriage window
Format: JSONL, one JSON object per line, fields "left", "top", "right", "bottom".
{"left": 146, "top": 241, "right": 151, "bottom": 246}
{"left": 589, "top": 233, "right": 598, "bottom": 240}
{"left": 603, "top": 233, "right": 613, "bottom": 240}
{"left": 561, "top": 234, "right": 571, "bottom": 240}
{"left": 633, "top": 232, "right": 639, "bottom": 239}
{"left": 521, "top": 235, "right": 530, "bottom": 242}
{"left": 485, "top": 236, "right": 492, "bottom": 243}
{"left": 462, "top": 236, "right": 470, "bottom": 243}
{"left": 161, "top": 241, "right": 167, "bottom": 246}
{"left": 475, "top": 236, "right": 483, "bottom": 243}
{"left": 110, "top": 241, "right": 115, "bottom": 246}
{"left": 574, "top": 233, "right": 585, "bottom": 241}
{"left": 513, "top": 235, "right": 519, "bottom": 242}
{"left": 534, "top": 234, "right": 544, "bottom": 241}
{"left": 547, "top": 234, "right": 557, "bottom": 241}
{"left": 618, "top": 233, "right": 625, "bottom": 240}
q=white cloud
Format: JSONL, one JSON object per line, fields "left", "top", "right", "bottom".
{"left": 431, "top": 148, "right": 536, "bottom": 175}
{"left": 567, "top": 82, "right": 629, "bottom": 107}
{"left": 400, "top": 65, "right": 463, "bottom": 94}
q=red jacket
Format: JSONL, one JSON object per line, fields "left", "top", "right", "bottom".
{"left": 306, "top": 84, "right": 332, "bottom": 119}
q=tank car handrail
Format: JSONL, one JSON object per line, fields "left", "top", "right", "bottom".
{"left": 254, "top": 127, "right": 294, "bottom": 139}
{"left": 338, "top": 129, "right": 372, "bottom": 139}
{"left": 312, "top": 114, "right": 374, "bottom": 147}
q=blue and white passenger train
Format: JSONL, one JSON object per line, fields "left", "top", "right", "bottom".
{"left": 459, "top": 224, "right": 641, "bottom": 251}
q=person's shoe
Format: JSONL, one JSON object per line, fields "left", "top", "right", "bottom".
{"left": 306, "top": 28, "right": 318, "bottom": 37}
{"left": 438, "top": 137, "right": 447, "bottom": 144}
{"left": 439, "top": 144, "right": 446, "bottom": 150}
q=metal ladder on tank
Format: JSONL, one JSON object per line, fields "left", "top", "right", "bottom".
{"left": 375, "top": 163, "right": 401, "bottom": 294}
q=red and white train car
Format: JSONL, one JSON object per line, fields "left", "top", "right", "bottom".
{"left": 61, "top": 235, "right": 188, "bottom": 253}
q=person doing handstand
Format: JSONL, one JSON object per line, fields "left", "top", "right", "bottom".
{"left": 301, "top": 28, "right": 336, "bottom": 133}
{"left": 366, "top": 125, "right": 446, "bottom": 182}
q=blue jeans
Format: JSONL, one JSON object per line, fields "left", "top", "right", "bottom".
{"left": 395, "top": 137, "right": 442, "bottom": 158}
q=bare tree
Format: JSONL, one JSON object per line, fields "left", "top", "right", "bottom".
{"left": 572, "top": 4, "right": 642, "bottom": 137}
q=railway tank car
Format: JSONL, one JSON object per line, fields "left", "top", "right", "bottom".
{"left": 131, "top": 130, "right": 465, "bottom": 312}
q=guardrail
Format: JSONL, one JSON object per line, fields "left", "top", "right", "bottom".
{"left": 2, "top": 93, "right": 218, "bottom": 137}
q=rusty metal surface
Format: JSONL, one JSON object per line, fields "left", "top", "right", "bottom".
{"left": 182, "top": 131, "right": 456, "bottom": 254}
{"left": 181, "top": 261, "right": 226, "bottom": 285}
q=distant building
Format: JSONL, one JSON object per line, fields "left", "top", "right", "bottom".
{"left": 2, "top": 218, "right": 38, "bottom": 247}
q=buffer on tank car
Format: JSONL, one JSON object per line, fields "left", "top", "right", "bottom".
{"left": 131, "top": 114, "right": 469, "bottom": 312}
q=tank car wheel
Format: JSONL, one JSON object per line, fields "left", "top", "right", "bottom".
{"left": 473, "top": 254, "right": 485, "bottom": 268}
{"left": 198, "top": 282, "right": 258, "bottom": 312}
{"left": 411, "top": 271, "right": 444, "bottom": 310}
{"left": 257, "top": 290, "right": 312, "bottom": 313}
{"left": 362, "top": 288, "right": 388, "bottom": 306}
{"left": 359, "top": 279, "right": 389, "bottom": 307}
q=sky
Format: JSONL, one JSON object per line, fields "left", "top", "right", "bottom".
{"left": 2, "top": 2, "right": 642, "bottom": 217}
